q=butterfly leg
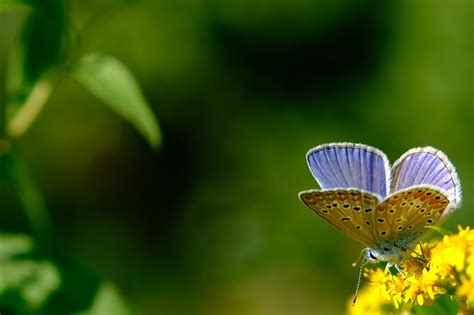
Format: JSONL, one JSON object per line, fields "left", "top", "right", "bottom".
{"left": 418, "top": 242, "right": 427, "bottom": 260}
{"left": 385, "top": 263, "right": 396, "bottom": 287}
{"left": 407, "top": 244, "right": 428, "bottom": 264}
{"left": 394, "top": 263, "right": 408, "bottom": 279}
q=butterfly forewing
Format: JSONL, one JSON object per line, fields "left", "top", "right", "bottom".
{"left": 373, "top": 187, "right": 450, "bottom": 245}
{"left": 299, "top": 189, "right": 381, "bottom": 246}
{"left": 306, "top": 143, "right": 390, "bottom": 197}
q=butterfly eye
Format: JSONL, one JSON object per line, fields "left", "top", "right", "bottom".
{"left": 368, "top": 250, "right": 377, "bottom": 260}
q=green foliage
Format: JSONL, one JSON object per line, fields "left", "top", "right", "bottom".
{"left": 89, "top": 283, "right": 133, "bottom": 315}
{"left": 41, "top": 258, "right": 131, "bottom": 315}
{"left": 411, "top": 295, "right": 460, "bottom": 314}
{"left": 6, "top": 0, "right": 64, "bottom": 105}
{"left": 0, "top": 233, "right": 133, "bottom": 315}
{"left": 0, "top": 0, "right": 162, "bottom": 313}
{"left": 74, "top": 53, "right": 162, "bottom": 149}
{"left": 3, "top": 0, "right": 161, "bottom": 148}
{"left": 9, "top": 156, "right": 52, "bottom": 245}
{"left": 0, "top": 233, "right": 60, "bottom": 312}
{"left": 0, "top": 233, "right": 32, "bottom": 259}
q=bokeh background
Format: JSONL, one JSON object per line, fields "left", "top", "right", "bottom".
{"left": 0, "top": 0, "right": 473, "bottom": 314}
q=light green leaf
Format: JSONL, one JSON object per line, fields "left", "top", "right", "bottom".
{"left": 74, "top": 53, "right": 162, "bottom": 149}
{"left": 0, "top": 233, "right": 34, "bottom": 259}
{"left": 0, "top": 233, "right": 61, "bottom": 310}
{"left": 0, "top": 260, "right": 61, "bottom": 309}
{"left": 89, "top": 282, "right": 133, "bottom": 315}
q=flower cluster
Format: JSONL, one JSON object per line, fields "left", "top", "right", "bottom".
{"left": 348, "top": 226, "right": 474, "bottom": 314}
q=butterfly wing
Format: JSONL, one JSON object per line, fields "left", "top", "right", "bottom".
{"left": 391, "top": 147, "right": 461, "bottom": 213}
{"left": 299, "top": 189, "right": 382, "bottom": 246}
{"left": 370, "top": 186, "right": 450, "bottom": 247}
{"left": 306, "top": 143, "right": 390, "bottom": 197}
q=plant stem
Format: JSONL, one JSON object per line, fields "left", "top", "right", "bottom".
{"left": 10, "top": 155, "right": 53, "bottom": 248}
{"left": 7, "top": 79, "right": 52, "bottom": 138}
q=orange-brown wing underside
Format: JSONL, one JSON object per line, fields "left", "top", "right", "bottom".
{"left": 299, "top": 189, "right": 381, "bottom": 246}
{"left": 371, "top": 186, "right": 449, "bottom": 244}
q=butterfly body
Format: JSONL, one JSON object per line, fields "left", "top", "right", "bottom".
{"left": 299, "top": 143, "right": 460, "bottom": 266}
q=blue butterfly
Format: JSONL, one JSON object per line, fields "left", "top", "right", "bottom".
{"left": 298, "top": 143, "right": 461, "bottom": 303}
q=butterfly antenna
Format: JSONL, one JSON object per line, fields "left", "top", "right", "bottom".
{"left": 352, "top": 251, "right": 369, "bottom": 306}
{"left": 352, "top": 248, "right": 368, "bottom": 267}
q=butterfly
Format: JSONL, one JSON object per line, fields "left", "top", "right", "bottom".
{"left": 298, "top": 143, "right": 461, "bottom": 303}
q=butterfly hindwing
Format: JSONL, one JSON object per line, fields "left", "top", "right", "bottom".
{"left": 391, "top": 147, "right": 461, "bottom": 213}
{"left": 372, "top": 187, "right": 450, "bottom": 245}
{"left": 299, "top": 189, "right": 381, "bottom": 246}
{"left": 306, "top": 143, "right": 390, "bottom": 197}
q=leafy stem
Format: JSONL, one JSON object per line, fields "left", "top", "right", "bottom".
{"left": 9, "top": 154, "right": 53, "bottom": 249}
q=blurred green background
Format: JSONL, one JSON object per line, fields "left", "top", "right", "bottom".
{"left": 0, "top": 0, "right": 473, "bottom": 314}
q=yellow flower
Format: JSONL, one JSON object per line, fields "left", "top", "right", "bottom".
{"left": 347, "top": 279, "right": 391, "bottom": 315}
{"left": 347, "top": 226, "right": 474, "bottom": 314}
{"left": 457, "top": 277, "right": 474, "bottom": 308}
{"left": 402, "top": 268, "right": 446, "bottom": 305}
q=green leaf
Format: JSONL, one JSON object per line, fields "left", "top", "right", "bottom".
{"left": 89, "top": 282, "right": 133, "bottom": 315}
{"left": 42, "top": 257, "right": 134, "bottom": 315}
{"left": 7, "top": 0, "right": 65, "bottom": 98}
{"left": 0, "top": 233, "right": 34, "bottom": 259}
{"left": 0, "top": 260, "right": 61, "bottom": 309}
{"left": 0, "top": 233, "right": 60, "bottom": 311}
{"left": 74, "top": 53, "right": 162, "bottom": 149}
{"left": 5, "top": 0, "right": 64, "bottom": 139}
